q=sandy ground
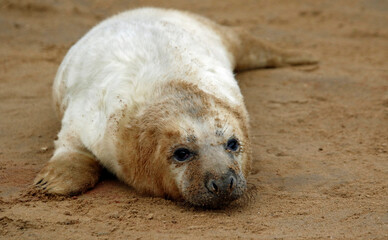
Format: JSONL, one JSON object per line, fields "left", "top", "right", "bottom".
{"left": 0, "top": 0, "right": 387, "bottom": 239}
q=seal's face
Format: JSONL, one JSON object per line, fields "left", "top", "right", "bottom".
{"left": 168, "top": 112, "right": 249, "bottom": 207}
{"left": 167, "top": 102, "right": 248, "bottom": 207}
{"left": 117, "top": 82, "right": 251, "bottom": 208}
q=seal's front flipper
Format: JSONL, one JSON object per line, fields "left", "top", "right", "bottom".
{"left": 34, "top": 150, "right": 102, "bottom": 195}
{"left": 225, "top": 28, "right": 318, "bottom": 71}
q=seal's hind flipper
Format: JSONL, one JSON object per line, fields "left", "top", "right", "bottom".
{"left": 223, "top": 27, "right": 318, "bottom": 71}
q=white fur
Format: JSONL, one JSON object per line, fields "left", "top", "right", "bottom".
{"left": 53, "top": 8, "right": 244, "bottom": 177}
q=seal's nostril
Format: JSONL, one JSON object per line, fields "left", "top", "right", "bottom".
{"left": 212, "top": 181, "right": 218, "bottom": 192}
{"left": 229, "top": 176, "right": 234, "bottom": 190}
{"left": 229, "top": 175, "right": 237, "bottom": 192}
{"left": 206, "top": 170, "right": 239, "bottom": 196}
{"left": 206, "top": 179, "right": 219, "bottom": 194}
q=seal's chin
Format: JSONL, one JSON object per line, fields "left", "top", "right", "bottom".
{"left": 182, "top": 174, "right": 247, "bottom": 209}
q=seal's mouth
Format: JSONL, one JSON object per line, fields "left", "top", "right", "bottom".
{"left": 182, "top": 170, "right": 247, "bottom": 208}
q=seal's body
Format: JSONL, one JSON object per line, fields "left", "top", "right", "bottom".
{"left": 35, "top": 8, "right": 316, "bottom": 207}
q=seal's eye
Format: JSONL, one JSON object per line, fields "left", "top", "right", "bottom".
{"left": 173, "top": 148, "right": 192, "bottom": 162}
{"left": 226, "top": 138, "right": 239, "bottom": 152}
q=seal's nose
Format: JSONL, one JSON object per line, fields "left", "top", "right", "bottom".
{"left": 206, "top": 170, "right": 237, "bottom": 196}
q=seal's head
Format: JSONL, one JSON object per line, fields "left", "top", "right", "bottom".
{"left": 116, "top": 81, "right": 251, "bottom": 208}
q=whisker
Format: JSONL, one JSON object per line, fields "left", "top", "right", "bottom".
{"left": 221, "top": 121, "right": 229, "bottom": 135}
{"left": 178, "top": 125, "right": 189, "bottom": 135}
